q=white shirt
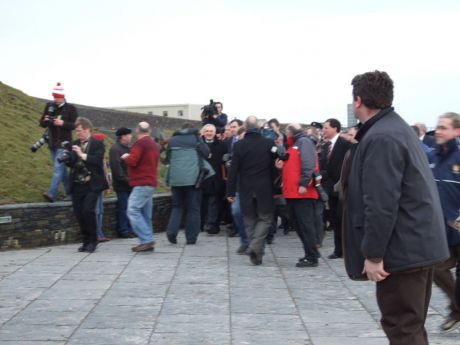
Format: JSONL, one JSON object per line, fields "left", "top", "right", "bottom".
{"left": 329, "top": 133, "right": 340, "bottom": 152}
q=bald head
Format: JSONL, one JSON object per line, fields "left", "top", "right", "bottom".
{"left": 245, "top": 116, "right": 258, "bottom": 130}
{"left": 136, "top": 121, "right": 151, "bottom": 137}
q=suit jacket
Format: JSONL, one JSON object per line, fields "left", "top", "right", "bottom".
{"left": 227, "top": 131, "right": 276, "bottom": 214}
{"left": 67, "top": 137, "right": 109, "bottom": 193}
{"left": 422, "top": 134, "right": 436, "bottom": 148}
{"left": 321, "top": 136, "right": 352, "bottom": 194}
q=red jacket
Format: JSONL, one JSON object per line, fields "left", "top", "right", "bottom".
{"left": 282, "top": 145, "right": 319, "bottom": 199}
{"left": 124, "top": 136, "right": 160, "bottom": 187}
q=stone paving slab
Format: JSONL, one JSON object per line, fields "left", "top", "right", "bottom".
{"left": 0, "top": 231, "right": 459, "bottom": 344}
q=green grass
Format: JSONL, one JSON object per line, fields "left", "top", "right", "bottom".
{"left": 0, "top": 82, "right": 169, "bottom": 204}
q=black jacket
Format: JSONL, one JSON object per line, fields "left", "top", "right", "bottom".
{"left": 66, "top": 137, "right": 109, "bottom": 194}
{"left": 39, "top": 101, "right": 78, "bottom": 149}
{"left": 344, "top": 107, "right": 449, "bottom": 279}
{"left": 202, "top": 138, "right": 228, "bottom": 195}
{"left": 320, "top": 136, "right": 351, "bottom": 195}
{"left": 202, "top": 113, "right": 228, "bottom": 132}
{"left": 109, "top": 140, "right": 131, "bottom": 193}
{"left": 227, "top": 131, "right": 276, "bottom": 214}
{"left": 423, "top": 134, "right": 436, "bottom": 148}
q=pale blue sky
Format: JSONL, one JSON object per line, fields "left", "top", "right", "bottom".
{"left": 1, "top": 0, "right": 459, "bottom": 127}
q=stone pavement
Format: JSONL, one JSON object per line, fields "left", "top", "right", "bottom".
{"left": 0, "top": 231, "right": 459, "bottom": 345}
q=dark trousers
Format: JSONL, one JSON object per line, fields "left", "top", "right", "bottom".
{"left": 72, "top": 185, "right": 99, "bottom": 246}
{"left": 287, "top": 198, "right": 319, "bottom": 262}
{"left": 167, "top": 186, "right": 202, "bottom": 242}
{"left": 433, "top": 245, "right": 460, "bottom": 321}
{"left": 329, "top": 195, "right": 343, "bottom": 256}
{"left": 377, "top": 268, "right": 434, "bottom": 345}
{"left": 201, "top": 194, "right": 220, "bottom": 232}
{"left": 241, "top": 196, "right": 273, "bottom": 256}
{"left": 313, "top": 200, "right": 325, "bottom": 246}
{"left": 116, "top": 191, "right": 133, "bottom": 235}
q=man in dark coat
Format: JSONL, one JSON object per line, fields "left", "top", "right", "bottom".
{"left": 66, "top": 117, "right": 109, "bottom": 253}
{"left": 344, "top": 70, "right": 449, "bottom": 345}
{"left": 201, "top": 124, "right": 228, "bottom": 234}
{"left": 415, "top": 122, "right": 436, "bottom": 148}
{"left": 227, "top": 116, "right": 276, "bottom": 265}
{"left": 109, "top": 127, "right": 135, "bottom": 238}
{"left": 320, "top": 118, "right": 351, "bottom": 259}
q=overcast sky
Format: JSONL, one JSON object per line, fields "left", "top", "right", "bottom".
{"left": 1, "top": 0, "right": 459, "bottom": 127}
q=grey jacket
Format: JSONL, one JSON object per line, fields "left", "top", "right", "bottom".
{"left": 166, "top": 128, "right": 210, "bottom": 187}
{"left": 344, "top": 107, "right": 449, "bottom": 279}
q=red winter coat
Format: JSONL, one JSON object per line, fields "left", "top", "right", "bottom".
{"left": 282, "top": 145, "right": 319, "bottom": 199}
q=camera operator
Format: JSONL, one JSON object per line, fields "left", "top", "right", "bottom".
{"left": 39, "top": 82, "right": 78, "bottom": 202}
{"left": 202, "top": 101, "right": 228, "bottom": 133}
{"left": 66, "top": 117, "right": 108, "bottom": 253}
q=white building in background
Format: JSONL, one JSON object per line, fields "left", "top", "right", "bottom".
{"left": 347, "top": 103, "right": 357, "bottom": 127}
{"left": 111, "top": 104, "right": 203, "bottom": 121}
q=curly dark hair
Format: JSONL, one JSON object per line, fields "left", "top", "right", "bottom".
{"left": 351, "top": 70, "right": 394, "bottom": 109}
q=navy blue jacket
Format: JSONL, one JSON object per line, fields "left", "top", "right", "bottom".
{"left": 428, "top": 138, "right": 460, "bottom": 246}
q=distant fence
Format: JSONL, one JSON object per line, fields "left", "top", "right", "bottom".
{"left": 0, "top": 193, "right": 171, "bottom": 250}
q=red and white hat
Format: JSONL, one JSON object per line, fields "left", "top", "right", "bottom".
{"left": 52, "top": 82, "right": 65, "bottom": 98}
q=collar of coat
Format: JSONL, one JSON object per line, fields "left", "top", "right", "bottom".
{"left": 355, "top": 107, "right": 394, "bottom": 142}
{"left": 434, "top": 137, "right": 459, "bottom": 157}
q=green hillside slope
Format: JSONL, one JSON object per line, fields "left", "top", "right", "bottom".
{"left": 0, "top": 82, "right": 54, "bottom": 204}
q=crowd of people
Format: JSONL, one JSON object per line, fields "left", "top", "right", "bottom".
{"left": 37, "top": 71, "right": 460, "bottom": 344}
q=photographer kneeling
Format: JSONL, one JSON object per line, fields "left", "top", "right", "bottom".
{"left": 64, "top": 117, "right": 108, "bottom": 253}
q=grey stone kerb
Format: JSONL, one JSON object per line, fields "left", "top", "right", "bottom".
{"left": 0, "top": 193, "right": 172, "bottom": 251}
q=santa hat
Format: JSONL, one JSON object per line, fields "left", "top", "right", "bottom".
{"left": 52, "top": 82, "right": 65, "bottom": 98}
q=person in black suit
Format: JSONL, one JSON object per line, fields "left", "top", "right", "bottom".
{"left": 227, "top": 116, "right": 276, "bottom": 265}
{"left": 201, "top": 124, "right": 228, "bottom": 234}
{"left": 415, "top": 122, "right": 436, "bottom": 148}
{"left": 65, "top": 117, "right": 109, "bottom": 253}
{"left": 320, "top": 118, "right": 351, "bottom": 259}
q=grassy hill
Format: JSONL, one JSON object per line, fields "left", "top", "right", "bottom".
{"left": 0, "top": 82, "right": 55, "bottom": 204}
{"left": 0, "top": 82, "right": 170, "bottom": 205}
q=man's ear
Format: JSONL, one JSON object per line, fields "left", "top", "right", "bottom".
{"left": 354, "top": 96, "right": 363, "bottom": 108}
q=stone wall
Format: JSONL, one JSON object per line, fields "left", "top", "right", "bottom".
{"left": 0, "top": 193, "right": 171, "bottom": 251}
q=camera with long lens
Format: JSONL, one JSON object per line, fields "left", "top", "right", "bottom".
{"left": 30, "top": 132, "right": 49, "bottom": 153}
{"left": 312, "top": 173, "right": 329, "bottom": 203}
{"left": 56, "top": 141, "right": 72, "bottom": 164}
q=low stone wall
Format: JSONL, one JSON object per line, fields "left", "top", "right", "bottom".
{"left": 0, "top": 193, "right": 171, "bottom": 251}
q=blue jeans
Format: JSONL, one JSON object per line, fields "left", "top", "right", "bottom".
{"left": 231, "top": 193, "right": 248, "bottom": 245}
{"left": 127, "top": 186, "right": 155, "bottom": 244}
{"left": 116, "top": 191, "right": 133, "bottom": 235}
{"left": 167, "top": 186, "right": 202, "bottom": 242}
{"left": 95, "top": 193, "right": 105, "bottom": 238}
{"left": 48, "top": 148, "right": 70, "bottom": 199}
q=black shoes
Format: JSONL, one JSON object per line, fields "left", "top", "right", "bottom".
{"left": 236, "top": 244, "right": 249, "bottom": 255}
{"left": 85, "top": 243, "right": 97, "bottom": 253}
{"left": 186, "top": 240, "right": 197, "bottom": 245}
{"left": 78, "top": 243, "right": 97, "bottom": 253}
{"left": 249, "top": 250, "right": 263, "bottom": 265}
{"left": 167, "top": 233, "right": 177, "bottom": 244}
{"left": 296, "top": 258, "right": 318, "bottom": 268}
{"left": 327, "top": 253, "right": 343, "bottom": 259}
